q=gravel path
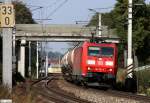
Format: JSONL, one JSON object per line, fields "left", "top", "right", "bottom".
{"left": 57, "top": 80, "right": 147, "bottom": 103}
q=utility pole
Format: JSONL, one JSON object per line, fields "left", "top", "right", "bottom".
{"left": 88, "top": 9, "right": 102, "bottom": 37}
{"left": 12, "top": 27, "right": 16, "bottom": 73}
{"left": 20, "top": 39, "right": 26, "bottom": 77}
{"left": 28, "top": 41, "right": 31, "bottom": 77}
{"left": 127, "top": 0, "right": 133, "bottom": 78}
{"left": 45, "top": 54, "right": 48, "bottom": 77}
{"left": 45, "top": 42, "right": 48, "bottom": 77}
{"left": 36, "top": 41, "right": 39, "bottom": 79}
{"left": 1, "top": 0, "right": 15, "bottom": 90}
{"left": 98, "top": 13, "right": 102, "bottom": 37}
{"left": 59, "top": 55, "right": 61, "bottom": 67}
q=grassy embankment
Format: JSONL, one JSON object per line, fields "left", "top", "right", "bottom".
{"left": 0, "top": 64, "right": 37, "bottom": 103}
{"left": 116, "top": 68, "right": 150, "bottom": 95}
{"left": 136, "top": 69, "right": 150, "bottom": 95}
{"left": 0, "top": 81, "right": 38, "bottom": 103}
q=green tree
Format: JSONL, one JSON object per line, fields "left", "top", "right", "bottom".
{"left": 13, "top": 1, "right": 35, "bottom": 24}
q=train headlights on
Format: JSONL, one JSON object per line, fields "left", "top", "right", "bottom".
{"left": 88, "top": 67, "right": 91, "bottom": 71}
{"left": 109, "top": 68, "right": 113, "bottom": 72}
{"left": 87, "top": 60, "right": 95, "bottom": 65}
{"left": 105, "top": 61, "right": 113, "bottom": 66}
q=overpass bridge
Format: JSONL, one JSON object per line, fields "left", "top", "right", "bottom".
{"left": 16, "top": 24, "right": 96, "bottom": 41}
{"left": 15, "top": 24, "right": 118, "bottom": 42}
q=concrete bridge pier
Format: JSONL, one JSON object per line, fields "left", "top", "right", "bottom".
{"left": 18, "top": 39, "right": 26, "bottom": 77}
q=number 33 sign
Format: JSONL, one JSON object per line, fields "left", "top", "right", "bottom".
{"left": 0, "top": 4, "right": 15, "bottom": 28}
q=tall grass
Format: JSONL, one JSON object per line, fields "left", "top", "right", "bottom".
{"left": 0, "top": 82, "right": 35, "bottom": 103}
{"left": 0, "top": 85, "right": 11, "bottom": 99}
{"left": 136, "top": 69, "right": 150, "bottom": 95}
{"left": 12, "top": 91, "right": 35, "bottom": 103}
{"left": 116, "top": 68, "right": 150, "bottom": 95}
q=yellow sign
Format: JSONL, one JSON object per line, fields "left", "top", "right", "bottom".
{"left": 0, "top": 4, "right": 15, "bottom": 28}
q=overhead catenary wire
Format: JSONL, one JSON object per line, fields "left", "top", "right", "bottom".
{"left": 26, "top": 0, "right": 61, "bottom": 20}
{"left": 94, "top": 6, "right": 114, "bottom": 11}
{"left": 45, "top": 0, "right": 61, "bottom": 9}
{"left": 45, "top": 0, "right": 68, "bottom": 19}
{"left": 44, "top": 0, "right": 62, "bottom": 18}
{"left": 31, "top": 6, "right": 43, "bottom": 12}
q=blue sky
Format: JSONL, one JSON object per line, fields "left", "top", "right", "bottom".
{"left": 24, "top": 0, "right": 150, "bottom": 53}
{"left": 25, "top": 0, "right": 117, "bottom": 24}
{"left": 25, "top": 0, "right": 150, "bottom": 24}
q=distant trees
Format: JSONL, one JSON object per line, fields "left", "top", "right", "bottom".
{"left": 88, "top": 0, "right": 150, "bottom": 65}
{"left": 48, "top": 51, "right": 62, "bottom": 59}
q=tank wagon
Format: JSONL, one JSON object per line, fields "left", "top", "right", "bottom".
{"left": 61, "top": 41, "right": 118, "bottom": 86}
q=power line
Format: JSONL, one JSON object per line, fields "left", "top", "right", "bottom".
{"left": 34, "top": 19, "right": 52, "bottom": 21}
{"left": 45, "top": 0, "right": 68, "bottom": 19}
{"left": 27, "top": 5, "right": 43, "bottom": 8}
{"left": 31, "top": 6, "right": 43, "bottom": 12}
{"left": 94, "top": 6, "right": 114, "bottom": 10}
{"left": 45, "top": 0, "right": 61, "bottom": 9}
{"left": 45, "top": 0, "right": 62, "bottom": 21}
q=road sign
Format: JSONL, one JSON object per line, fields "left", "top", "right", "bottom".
{"left": 0, "top": 4, "right": 15, "bottom": 27}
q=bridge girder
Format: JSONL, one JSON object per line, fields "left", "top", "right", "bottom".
{"left": 15, "top": 24, "right": 119, "bottom": 42}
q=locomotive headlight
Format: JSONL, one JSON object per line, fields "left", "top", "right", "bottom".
{"left": 88, "top": 67, "right": 91, "bottom": 70}
{"left": 87, "top": 60, "right": 95, "bottom": 65}
{"left": 105, "top": 61, "right": 113, "bottom": 66}
{"left": 109, "top": 68, "right": 112, "bottom": 72}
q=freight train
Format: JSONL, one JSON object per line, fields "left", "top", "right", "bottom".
{"left": 61, "top": 41, "right": 118, "bottom": 87}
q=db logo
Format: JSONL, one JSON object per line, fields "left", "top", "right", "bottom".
{"left": 98, "top": 61, "right": 103, "bottom": 65}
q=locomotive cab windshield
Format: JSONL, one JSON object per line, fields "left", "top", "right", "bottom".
{"left": 88, "top": 46, "right": 114, "bottom": 57}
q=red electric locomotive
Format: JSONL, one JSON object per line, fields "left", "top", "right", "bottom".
{"left": 61, "top": 41, "right": 118, "bottom": 86}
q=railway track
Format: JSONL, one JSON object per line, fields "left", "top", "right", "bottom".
{"left": 31, "top": 73, "right": 91, "bottom": 103}
{"left": 31, "top": 73, "right": 150, "bottom": 103}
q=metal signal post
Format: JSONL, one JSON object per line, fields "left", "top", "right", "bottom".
{"left": 36, "top": 41, "right": 39, "bottom": 79}
{"left": 98, "top": 13, "right": 102, "bottom": 37}
{"left": 127, "top": 0, "right": 133, "bottom": 78}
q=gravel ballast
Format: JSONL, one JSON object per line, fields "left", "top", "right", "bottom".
{"left": 57, "top": 80, "right": 146, "bottom": 103}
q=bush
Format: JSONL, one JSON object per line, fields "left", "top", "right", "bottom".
{"left": 147, "top": 88, "right": 150, "bottom": 96}
{"left": 116, "top": 68, "right": 126, "bottom": 83}
{"left": 136, "top": 69, "right": 150, "bottom": 95}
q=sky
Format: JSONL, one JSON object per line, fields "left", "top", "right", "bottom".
{"left": 25, "top": 0, "right": 117, "bottom": 24}
{"left": 24, "top": 0, "right": 150, "bottom": 54}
